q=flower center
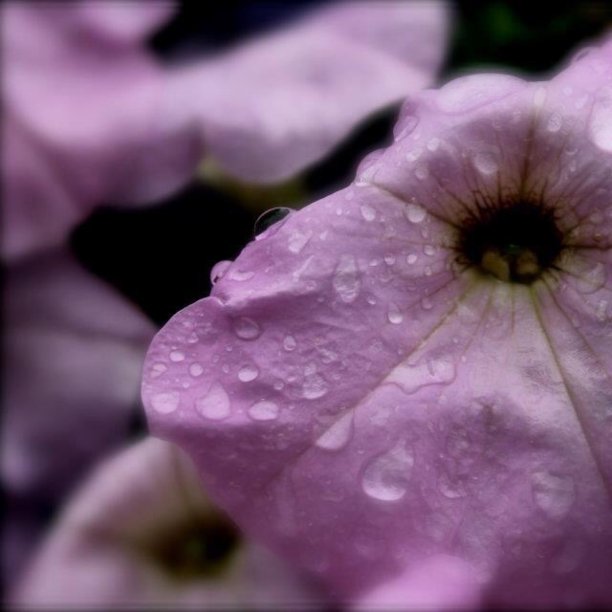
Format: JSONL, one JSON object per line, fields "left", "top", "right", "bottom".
{"left": 457, "top": 200, "right": 563, "bottom": 284}
{"left": 147, "top": 514, "right": 240, "bottom": 580}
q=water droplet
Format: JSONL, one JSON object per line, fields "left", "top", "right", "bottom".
{"left": 531, "top": 471, "right": 575, "bottom": 519}
{"left": 169, "top": 350, "right": 185, "bottom": 362}
{"left": 360, "top": 204, "right": 376, "bottom": 222}
{"left": 546, "top": 113, "right": 563, "bottom": 132}
{"left": 316, "top": 412, "right": 354, "bottom": 450}
{"left": 406, "top": 203, "right": 427, "bottom": 224}
{"left": 233, "top": 317, "right": 261, "bottom": 340}
{"left": 150, "top": 362, "right": 167, "bottom": 378}
{"left": 437, "top": 473, "right": 466, "bottom": 499}
{"left": 151, "top": 391, "right": 180, "bottom": 414}
{"left": 248, "top": 400, "right": 279, "bottom": 421}
{"left": 384, "top": 255, "right": 395, "bottom": 266}
{"left": 473, "top": 151, "right": 498, "bottom": 175}
{"left": 283, "top": 335, "right": 297, "bottom": 351}
{"left": 427, "top": 137, "right": 441, "bottom": 151}
{"left": 333, "top": 255, "right": 361, "bottom": 303}
{"left": 407, "top": 254, "right": 418, "bottom": 264}
{"left": 388, "top": 355, "right": 456, "bottom": 394}
{"left": 189, "top": 363, "right": 204, "bottom": 377}
{"left": 302, "top": 374, "right": 329, "bottom": 399}
{"left": 254, "top": 207, "right": 292, "bottom": 237}
{"left": 238, "top": 364, "right": 259, "bottom": 382}
{"left": 210, "top": 260, "right": 232, "bottom": 285}
{"left": 196, "top": 383, "right": 231, "bottom": 420}
{"left": 387, "top": 303, "right": 403, "bottom": 324}
{"left": 228, "top": 268, "right": 255, "bottom": 282}
{"left": 421, "top": 297, "right": 433, "bottom": 310}
{"left": 424, "top": 245, "right": 436, "bottom": 256}
{"left": 362, "top": 441, "right": 414, "bottom": 501}
{"left": 415, "top": 163, "right": 429, "bottom": 180}
{"left": 288, "top": 230, "right": 312, "bottom": 254}
{"left": 590, "top": 87, "right": 612, "bottom": 152}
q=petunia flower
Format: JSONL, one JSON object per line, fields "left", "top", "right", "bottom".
{"left": 11, "top": 437, "right": 327, "bottom": 609}
{"left": 142, "top": 35, "right": 612, "bottom": 609}
{"left": 2, "top": 248, "right": 154, "bottom": 585}
{"left": 2, "top": 0, "right": 449, "bottom": 261}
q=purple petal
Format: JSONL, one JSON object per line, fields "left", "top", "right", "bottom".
{"left": 3, "top": 248, "right": 154, "bottom": 583}
{"left": 12, "top": 437, "right": 326, "bottom": 608}
{"left": 143, "top": 35, "right": 612, "bottom": 608}
{"left": 169, "top": 1, "right": 450, "bottom": 183}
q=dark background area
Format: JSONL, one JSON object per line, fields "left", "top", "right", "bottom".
{"left": 71, "top": 1, "right": 612, "bottom": 326}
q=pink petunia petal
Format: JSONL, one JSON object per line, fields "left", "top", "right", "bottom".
{"left": 12, "top": 437, "right": 327, "bottom": 608}
{"left": 142, "top": 36, "right": 612, "bottom": 608}
{"left": 170, "top": 1, "right": 450, "bottom": 183}
{"left": 3, "top": 248, "right": 154, "bottom": 583}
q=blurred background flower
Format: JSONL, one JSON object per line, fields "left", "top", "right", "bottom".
{"left": 2, "top": 0, "right": 612, "bottom": 609}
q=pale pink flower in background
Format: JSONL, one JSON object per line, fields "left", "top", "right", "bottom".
{"left": 2, "top": 249, "right": 154, "bottom": 585}
{"left": 11, "top": 437, "right": 327, "bottom": 609}
{"left": 142, "top": 36, "right": 612, "bottom": 609}
{"left": 2, "top": 0, "right": 449, "bottom": 260}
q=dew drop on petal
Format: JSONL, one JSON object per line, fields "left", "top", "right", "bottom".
{"left": 407, "top": 254, "right": 418, "bottom": 265}
{"left": 233, "top": 317, "right": 261, "bottom": 340}
{"left": 333, "top": 255, "right": 361, "bottom": 303}
{"left": 315, "top": 412, "right": 354, "bottom": 450}
{"left": 387, "top": 303, "right": 403, "bottom": 324}
{"left": 421, "top": 297, "right": 433, "bottom": 310}
{"left": 228, "top": 268, "right": 255, "bottom": 282}
{"left": 254, "top": 207, "right": 292, "bottom": 237}
{"left": 150, "top": 362, "right": 167, "bottom": 378}
{"left": 531, "top": 471, "right": 575, "bottom": 519}
{"left": 546, "top": 113, "right": 563, "bottom": 132}
{"left": 210, "top": 260, "right": 232, "bottom": 285}
{"left": 302, "top": 374, "right": 329, "bottom": 399}
{"left": 288, "top": 230, "right": 312, "bottom": 254}
{"left": 406, "top": 203, "right": 427, "bottom": 224}
{"left": 248, "top": 400, "right": 279, "bottom": 421}
{"left": 415, "top": 163, "right": 429, "bottom": 180}
{"left": 360, "top": 204, "right": 376, "bottom": 222}
{"left": 151, "top": 391, "right": 180, "bottom": 414}
{"left": 169, "top": 350, "right": 185, "bottom": 362}
{"left": 196, "top": 383, "right": 231, "bottom": 420}
{"left": 238, "top": 364, "right": 259, "bottom": 382}
{"left": 189, "top": 363, "right": 204, "bottom": 377}
{"left": 283, "top": 335, "right": 297, "bottom": 351}
{"left": 473, "top": 151, "right": 498, "bottom": 175}
{"left": 362, "top": 441, "right": 414, "bottom": 501}
{"left": 589, "top": 87, "right": 612, "bottom": 152}
{"left": 427, "top": 137, "right": 441, "bottom": 151}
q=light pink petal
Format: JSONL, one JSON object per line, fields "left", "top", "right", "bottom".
{"left": 12, "top": 437, "right": 326, "bottom": 608}
{"left": 170, "top": 1, "right": 450, "bottom": 183}
{"left": 2, "top": 1, "right": 202, "bottom": 259}
{"left": 3, "top": 248, "right": 154, "bottom": 581}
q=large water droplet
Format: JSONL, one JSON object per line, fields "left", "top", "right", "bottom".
{"left": 589, "top": 87, "right": 612, "bottom": 152}
{"left": 531, "top": 471, "right": 575, "bottom": 519}
{"left": 189, "top": 363, "right": 204, "bottom": 377}
{"left": 362, "top": 441, "right": 414, "bottom": 501}
{"left": 233, "top": 317, "right": 261, "bottom": 340}
{"left": 333, "top": 255, "right": 361, "bottom": 303}
{"left": 360, "top": 204, "right": 376, "bottom": 222}
{"left": 196, "top": 383, "right": 231, "bottom": 420}
{"left": 283, "top": 335, "right": 297, "bottom": 351}
{"left": 151, "top": 391, "right": 180, "bottom": 414}
{"left": 473, "top": 151, "right": 499, "bottom": 175}
{"left": 238, "top": 364, "right": 259, "bottom": 382}
{"left": 406, "top": 203, "right": 427, "bottom": 224}
{"left": 302, "top": 374, "right": 329, "bottom": 399}
{"left": 169, "top": 350, "right": 185, "bottom": 362}
{"left": 387, "top": 303, "right": 403, "bottom": 324}
{"left": 210, "top": 260, "right": 232, "bottom": 285}
{"left": 254, "top": 207, "right": 292, "bottom": 237}
{"left": 315, "top": 412, "right": 354, "bottom": 450}
{"left": 248, "top": 400, "right": 279, "bottom": 421}
{"left": 388, "top": 355, "right": 456, "bottom": 394}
